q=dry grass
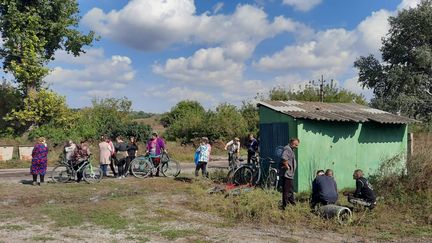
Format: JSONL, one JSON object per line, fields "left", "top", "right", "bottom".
{"left": 1, "top": 150, "right": 432, "bottom": 242}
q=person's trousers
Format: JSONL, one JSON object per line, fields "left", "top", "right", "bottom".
{"left": 32, "top": 174, "right": 44, "bottom": 183}
{"left": 228, "top": 152, "right": 237, "bottom": 169}
{"left": 152, "top": 158, "right": 161, "bottom": 176}
{"left": 109, "top": 156, "right": 117, "bottom": 176}
{"left": 310, "top": 197, "right": 336, "bottom": 209}
{"left": 74, "top": 162, "right": 84, "bottom": 182}
{"left": 195, "top": 162, "right": 208, "bottom": 177}
{"left": 247, "top": 151, "right": 256, "bottom": 164}
{"left": 281, "top": 177, "right": 295, "bottom": 208}
{"left": 348, "top": 195, "right": 376, "bottom": 209}
{"left": 117, "top": 159, "right": 126, "bottom": 176}
{"left": 125, "top": 156, "right": 135, "bottom": 176}
{"left": 100, "top": 164, "right": 108, "bottom": 176}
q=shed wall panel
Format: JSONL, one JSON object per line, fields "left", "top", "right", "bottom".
{"left": 297, "top": 120, "right": 407, "bottom": 192}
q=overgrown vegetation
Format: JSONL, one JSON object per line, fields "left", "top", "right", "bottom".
{"left": 0, "top": 162, "right": 430, "bottom": 242}
{"left": 161, "top": 100, "right": 249, "bottom": 143}
{"left": 264, "top": 84, "right": 367, "bottom": 104}
{"left": 24, "top": 97, "right": 151, "bottom": 145}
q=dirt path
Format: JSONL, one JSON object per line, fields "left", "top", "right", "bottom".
{"left": 0, "top": 158, "right": 229, "bottom": 183}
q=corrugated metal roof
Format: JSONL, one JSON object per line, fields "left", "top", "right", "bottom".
{"left": 258, "top": 101, "right": 417, "bottom": 124}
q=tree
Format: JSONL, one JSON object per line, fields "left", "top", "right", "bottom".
{"left": 265, "top": 85, "right": 366, "bottom": 104}
{"left": 354, "top": 0, "right": 432, "bottom": 120}
{"left": 0, "top": 0, "right": 96, "bottom": 94}
{"left": 4, "top": 89, "right": 73, "bottom": 129}
{"left": 161, "top": 100, "right": 207, "bottom": 142}
{"left": 0, "top": 81, "right": 22, "bottom": 133}
{"left": 208, "top": 103, "right": 248, "bottom": 141}
{"left": 240, "top": 101, "right": 259, "bottom": 135}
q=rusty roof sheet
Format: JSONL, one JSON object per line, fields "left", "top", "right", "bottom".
{"left": 258, "top": 101, "right": 417, "bottom": 124}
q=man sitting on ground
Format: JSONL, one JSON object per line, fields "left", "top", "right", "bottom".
{"left": 345, "top": 169, "right": 376, "bottom": 210}
{"left": 310, "top": 169, "right": 338, "bottom": 209}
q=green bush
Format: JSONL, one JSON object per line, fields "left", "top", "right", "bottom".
{"left": 162, "top": 101, "right": 249, "bottom": 143}
{"left": 28, "top": 97, "right": 151, "bottom": 144}
{"left": 0, "top": 82, "right": 22, "bottom": 135}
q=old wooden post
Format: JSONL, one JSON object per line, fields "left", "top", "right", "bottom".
{"left": 408, "top": 133, "right": 414, "bottom": 158}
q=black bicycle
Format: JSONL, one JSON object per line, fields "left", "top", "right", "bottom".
{"left": 228, "top": 155, "right": 279, "bottom": 190}
{"left": 51, "top": 158, "right": 103, "bottom": 183}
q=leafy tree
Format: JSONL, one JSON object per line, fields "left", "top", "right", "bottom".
{"left": 354, "top": 0, "right": 432, "bottom": 120}
{"left": 28, "top": 97, "right": 151, "bottom": 144}
{"left": 88, "top": 97, "right": 132, "bottom": 137}
{"left": 0, "top": 0, "right": 96, "bottom": 94}
{"left": 266, "top": 85, "right": 366, "bottom": 104}
{"left": 207, "top": 103, "right": 247, "bottom": 141}
{"left": 0, "top": 81, "right": 21, "bottom": 133}
{"left": 240, "top": 101, "right": 259, "bottom": 135}
{"left": 161, "top": 100, "right": 207, "bottom": 142}
{"left": 4, "top": 89, "right": 72, "bottom": 129}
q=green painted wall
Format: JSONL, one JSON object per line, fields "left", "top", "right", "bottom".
{"left": 258, "top": 106, "right": 408, "bottom": 192}
{"left": 297, "top": 120, "right": 407, "bottom": 192}
{"left": 259, "top": 106, "right": 297, "bottom": 138}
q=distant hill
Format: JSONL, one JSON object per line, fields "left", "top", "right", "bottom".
{"left": 133, "top": 115, "right": 165, "bottom": 134}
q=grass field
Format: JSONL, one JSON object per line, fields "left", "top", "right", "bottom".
{"left": 0, "top": 174, "right": 431, "bottom": 242}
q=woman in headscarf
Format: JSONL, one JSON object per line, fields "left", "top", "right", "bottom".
{"left": 31, "top": 137, "right": 49, "bottom": 186}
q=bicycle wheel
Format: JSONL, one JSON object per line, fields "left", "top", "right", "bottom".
{"left": 51, "top": 164, "right": 72, "bottom": 183}
{"left": 161, "top": 159, "right": 180, "bottom": 177}
{"left": 82, "top": 165, "right": 103, "bottom": 183}
{"left": 265, "top": 168, "right": 278, "bottom": 190}
{"left": 131, "top": 157, "right": 153, "bottom": 178}
{"left": 161, "top": 151, "right": 170, "bottom": 163}
{"left": 234, "top": 166, "right": 254, "bottom": 185}
{"left": 226, "top": 169, "right": 235, "bottom": 184}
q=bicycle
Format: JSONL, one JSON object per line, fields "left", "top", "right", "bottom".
{"left": 129, "top": 150, "right": 181, "bottom": 178}
{"left": 226, "top": 154, "right": 244, "bottom": 184}
{"left": 230, "top": 155, "right": 279, "bottom": 190}
{"left": 51, "top": 157, "right": 103, "bottom": 183}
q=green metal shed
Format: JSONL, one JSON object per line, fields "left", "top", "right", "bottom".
{"left": 258, "top": 100, "right": 416, "bottom": 192}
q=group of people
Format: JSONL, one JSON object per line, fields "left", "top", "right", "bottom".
{"left": 30, "top": 132, "right": 377, "bottom": 212}
{"left": 193, "top": 134, "right": 259, "bottom": 177}
{"left": 279, "top": 138, "right": 377, "bottom": 211}
{"left": 29, "top": 132, "right": 167, "bottom": 185}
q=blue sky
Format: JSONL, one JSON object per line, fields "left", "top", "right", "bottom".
{"left": 44, "top": 0, "right": 420, "bottom": 112}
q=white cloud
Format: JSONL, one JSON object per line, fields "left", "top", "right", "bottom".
{"left": 82, "top": 1, "right": 301, "bottom": 51}
{"left": 356, "top": 10, "right": 392, "bottom": 54}
{"left": 343, "top": 76, "right": 373, "bottom": 99}
{"left": 397, "top": 0, "right": 421, "bottom": 10}
{"left": 46, "top": 49, "right": 136, "bottom": 96}
{"left": 53, "top": 48, "right": 105, "bottom": 65}
{"left": 282, "top": 0, "right": 322, "bottom": 12}
{"left": 212, "top": 2, "right": 224, "bottom": 14}
{"left": 253, "top": 7, "right": 395, "bottom": 79}
{"left": 153, "top": 47, "right": 244, "bottom": 88}
{"left": 143, "top": 86, "right": 216, "bottom": 104}
{"left": 255, "top": 28, "right": 356, "bottom": 77}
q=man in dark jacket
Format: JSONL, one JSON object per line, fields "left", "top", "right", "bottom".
{"left": 279, "top": 138, "right": 300, "bottom": 209}
{"left": 247, "top": 134, "right": 259, "bottom": 164}
{"left": 310, "top": 171, "right": 338, "bottom": 209}
{"left": 346, "top": 169, "right": 376, "bottom": 209}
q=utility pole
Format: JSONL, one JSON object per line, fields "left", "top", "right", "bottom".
{"left": 319, "top": 75, "right": 324, "bottom": 102}
{"left": 311, "top": 75, "right": 326, "bottom": 102}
